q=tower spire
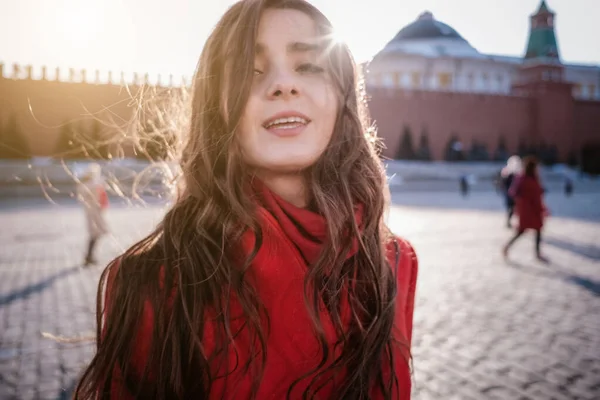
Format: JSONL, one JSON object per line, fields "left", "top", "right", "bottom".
{"left": 537, "top": 0, "right": 550, "bottom": 13}
{"left": 525, "top": 0, "right": 560, "bottom": 61}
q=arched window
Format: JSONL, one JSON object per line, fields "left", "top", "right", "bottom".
{"left": 438, "top": 72, "right": 452, "bottom": 90}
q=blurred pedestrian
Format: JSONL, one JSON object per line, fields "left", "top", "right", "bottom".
{"left": 76, "top": 163, "right": 109, "bottom": 266}
{"left": 500, "top": 155, "right": 522, "bottom": 228}
{"left": 564, "top": 177, "right": 573, "bottom": 197}
{"left": 74, "top": 1, "right": 418, "bottom": 399}
{"left": 493, "top": 169, "right": 503, "bottom": 194}
{"left": 503, "top": 156, "right": 549, "bottom": 262}
{"left": 460, "top": 174, "right": 469, "bottom": 197}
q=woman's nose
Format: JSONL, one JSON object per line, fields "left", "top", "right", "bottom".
{"left": 267, "top": 71, "right": 299, "bottom": 100}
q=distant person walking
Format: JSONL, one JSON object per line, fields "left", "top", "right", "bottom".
{"left": 564, "top": 177, "right": 574, "bottom": 197}
{"left": 460, "top": 174, "right": 469, "bottom": 197}
{"left": 76, "top": 163, "right": 109, "bottom": 266}
{"left": 500, "top": 156, "right": 522, "bottom": 228}
{"left": 503, "top": 156, "right": 548, "bottom": 262}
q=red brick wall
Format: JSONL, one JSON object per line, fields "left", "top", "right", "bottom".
{"left": 573, "top": 100, "right": 600, "bottom": 148}
{"left": 367, "top": 88, "right": 535, "bottom": 160}
{"left": 2, "top": 76, "right": 598, "bottom": 162}
{"left": 0, "top": 77, "right": 141, "bottom": 156}
{"left": 529, "top": 82, "right": 575, "bottom": 160}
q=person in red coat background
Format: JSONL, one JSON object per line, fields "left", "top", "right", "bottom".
{"left": 76, "top": 163, "right": 110, "bottom": 266}
{"left": 503, "top": 156, "right": 549, "bottom": 262}
{"left": 74, "top": 0, "right": 418, "bottom": 399}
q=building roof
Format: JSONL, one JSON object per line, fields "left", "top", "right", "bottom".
{"left": 390, "top": 11, "right": 466, "bottom": 42}
{"left": 370, "top": 2, "right": 598, "bottom": 70}
{"left": 375, "top": 12, "right": 482, "bottom": 59}
{"left": 525, "top": 29, "right": 560, "bottom": 60}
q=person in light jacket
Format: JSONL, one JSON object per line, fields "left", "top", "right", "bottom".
{"left": 77, "top": 163, "right": 109, "bottom": 265}
{"left": 500, "top": 156, "right": 522, "bottom": 228}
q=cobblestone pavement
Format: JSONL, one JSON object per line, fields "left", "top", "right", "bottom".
{"left": 0, "top": 189, "right": 599, "bottom": 400}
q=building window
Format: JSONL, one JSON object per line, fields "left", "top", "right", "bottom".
{"left": 411, "top": 72, "right": 421, "bottom": 88}
{"left": 393, "top": 72, "right": 401, "bottom": 87}
{"left": 573, "top": 84, "right": 582, "bottom": 97}
{"left": 438, "top": 72, "right": 452, "bottom": 90}
{"left": 497, "top": 74, "right": 504, "bottom": 92}
{"left": 479, "top": 73, "right": 489, "bottom": 91}
{"left": 589, "top": 84, "right": 597, "bottom": 99}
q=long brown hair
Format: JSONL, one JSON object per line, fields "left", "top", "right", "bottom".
{"left": 523, "top": 156, "right": 539, "bottom": 178}
{"left": 75, "top": 0, "right": 408, "bottom": 398}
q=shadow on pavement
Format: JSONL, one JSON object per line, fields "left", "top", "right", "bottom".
{"left": 544, "top": 236, "right": 600, "bottom": 261}
{"left": 506, "top": 259, "right": 600, "bottom": 297}
{"left": 564, "top": 276, "right": 600, "bottom": 296}
{"left": 0, "top": 265, "right": 83, "bottom": 307}
{"left": 505, "top": 259, "right": 558, "bottom": 279}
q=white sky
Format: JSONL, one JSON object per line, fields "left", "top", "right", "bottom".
{"left": 1, "top": 0, "right": 598, "bottom": 79}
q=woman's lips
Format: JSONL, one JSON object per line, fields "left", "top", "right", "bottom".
{"left": 262, "top": 113, "right": 311, "bottom": 137}
{"left": 264, "top": 120, "right": 309, "bottom": 137}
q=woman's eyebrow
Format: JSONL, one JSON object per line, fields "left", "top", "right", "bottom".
{"left": 255, "top": 41, "right": 321, "bottom": 56}
{"left": 287, "top": 41, "right": 320, "bottom": 53}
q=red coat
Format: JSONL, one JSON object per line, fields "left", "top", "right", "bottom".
{"left": 105, "top": 186, "right": 418, "bottom": 399}
{"left": 510, "top": 175, "right": 546, "bottom": 231}
{"left": 98, "top": 186, "right": 109, "bottom": 209}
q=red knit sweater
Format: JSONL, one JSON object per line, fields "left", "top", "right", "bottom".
{"left": 104, "top": 185, "right": 418, "bottom": 399}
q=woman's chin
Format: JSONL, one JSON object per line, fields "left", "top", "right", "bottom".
{"left": 255, "top": 158, "right": 318, "bottom": 174}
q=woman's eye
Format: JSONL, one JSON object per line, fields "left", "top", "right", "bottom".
{"left": 297, "top": 63, "right": 324, "bottom": 74}
{"left": 254, "top": 69, "right": 263, "bottom": 76}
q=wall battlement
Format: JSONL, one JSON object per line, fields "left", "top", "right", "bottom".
{"left": 0, "top": 62, "right": 190, "bottom": 87}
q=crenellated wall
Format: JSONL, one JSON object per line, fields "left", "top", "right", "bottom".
{"left": 0, "top": 62, "right": 190, "bottom": 87}
{"left": 0, "top": 62, "right": 187, "bottom": 156}
{"left": 1, "top": 62, "right": 598, "bottom": 163}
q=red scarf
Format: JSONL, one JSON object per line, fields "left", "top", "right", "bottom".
{"left": 253, "top": 178, "right": 363, "bottom": 266}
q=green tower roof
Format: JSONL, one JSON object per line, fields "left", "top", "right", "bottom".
{"left": 525, "top": 1, "right": 560, "bottom": 60}
{"left": 525, "top": 29, "right": 559, "bottom": 59}
{"left": 537, "top": 0, "right": 550, "bottom": 13}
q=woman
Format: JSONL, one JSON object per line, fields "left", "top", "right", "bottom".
{"left": 503, "top": 156, "right": 548, "bottom": 262}
{"left": 75, "top": 0, "right": 418, "bottom": 398}
{"left": 500, "top": 156, "right": 522, "bottom": 228}
{"left": 76, "top": 163, "right": 109, "bottom": 266}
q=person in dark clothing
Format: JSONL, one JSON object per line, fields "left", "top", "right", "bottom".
{"left": 500, "top": 156, "right": 522, "bottom": 228}
{"left": 565, "top": 177, "right": 574, "bottom": 197}
{"left": 503, "top": 156, "right": 549, "bottom": 262}
{"left": 460, "top": 175, "right": 469, "bottom": 197}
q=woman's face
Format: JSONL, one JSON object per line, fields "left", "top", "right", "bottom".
{"left": 238, "top": 8, "right": 338, "bottom": 174}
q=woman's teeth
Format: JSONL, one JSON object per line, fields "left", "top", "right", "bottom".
{"left": 265, "top": 116, "right": 308, "bottom": 128}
